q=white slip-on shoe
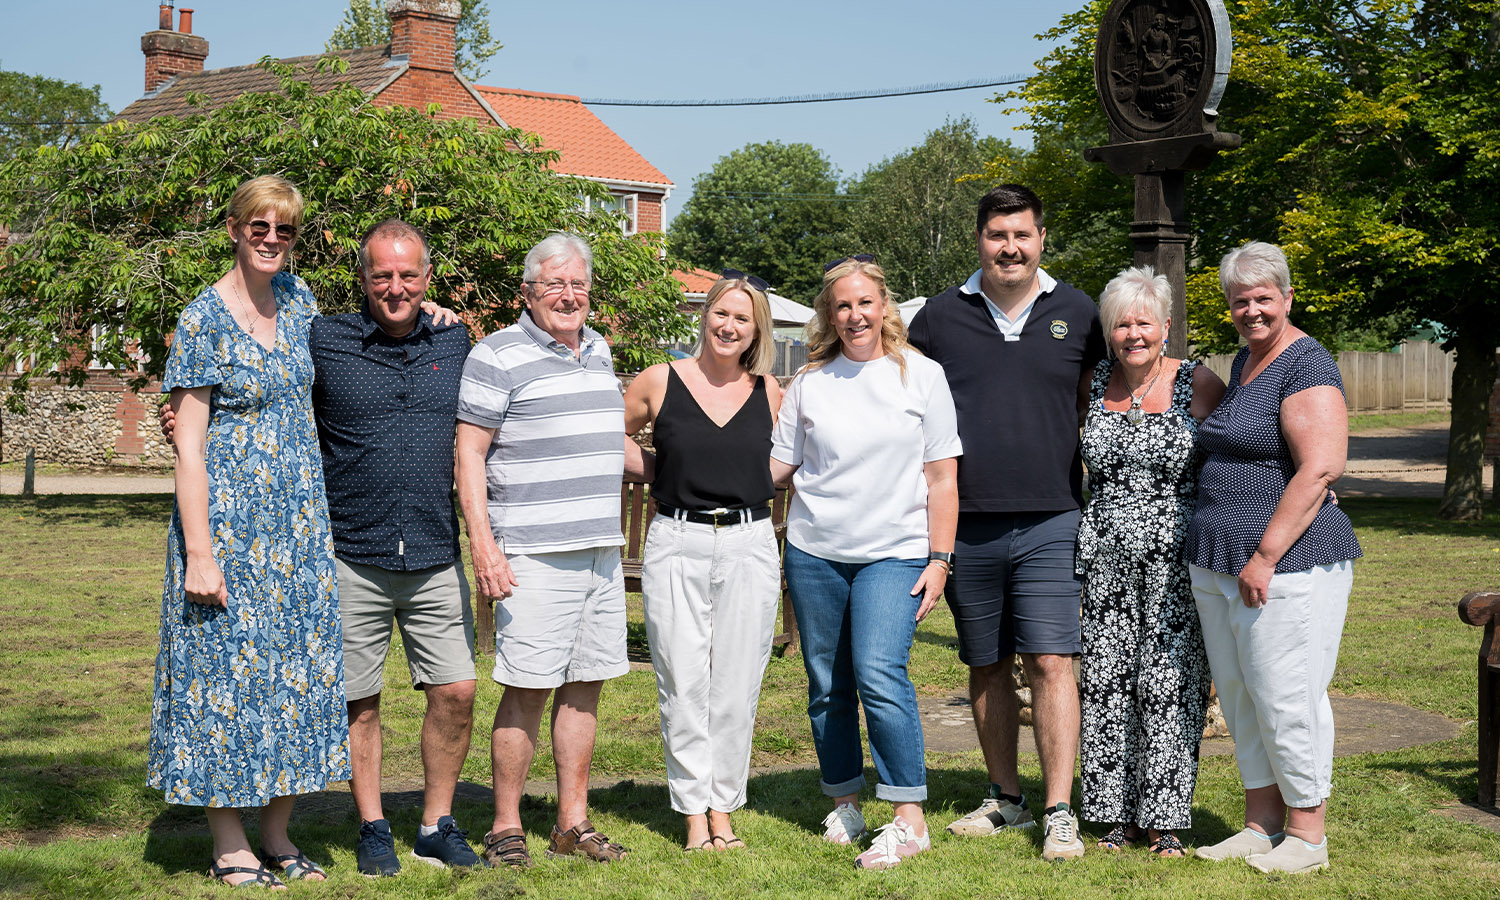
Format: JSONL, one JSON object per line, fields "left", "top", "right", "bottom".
{"left": 1194, "top": 827, "right": 1284, "bottom": 861}
{"left": 1247, "top": 836, "right": 1328, "bottom": 874}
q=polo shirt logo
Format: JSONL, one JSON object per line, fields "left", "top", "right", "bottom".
{"left": 1049, "top": 319, "right": 1069, "bottom": 339}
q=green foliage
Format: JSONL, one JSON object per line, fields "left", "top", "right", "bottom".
{"left": 326, "top": 0, "right": 503, "bottom": 82}
{"left": 0, "top": 69, "right": 111, "bottom": 157}
{"left": 0, "top": 59, "right": 687, "bottom": 404}
{"left": 842, "top": 118, "right": 1007, "bottom": 301}
{"left": 668, "top": 141, "right": 848, "bottom": 302}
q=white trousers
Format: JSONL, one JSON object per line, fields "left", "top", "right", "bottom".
{"left": 642, "top": 512, "right": 782, "bottom": 815}
{"left": 1190, "top": 560, "right": 1353, "bottom": 807}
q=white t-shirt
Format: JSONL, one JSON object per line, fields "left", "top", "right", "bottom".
{"left": 771, "top": 351, "right": 962, "bottom": 563}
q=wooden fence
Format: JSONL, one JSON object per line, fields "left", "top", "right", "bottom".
{"left": 1200, "top": 340, "right": 1453, "bottom": 412}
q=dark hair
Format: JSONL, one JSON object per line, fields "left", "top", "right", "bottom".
{"left": 976, "top": 184, "right": 1044, "bottom": 232}
{"left": 358, "top": 219, "right": 431, "bottom": 269}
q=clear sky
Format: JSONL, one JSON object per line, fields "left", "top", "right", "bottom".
{"left": 2, "top": 1, "right": 1084, "bottom": 226}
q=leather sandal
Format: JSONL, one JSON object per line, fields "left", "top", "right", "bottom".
{"left": 259, "top": 851, "right": 325, "bottom": 880}
{"left": 1097, "top": 824, "right": 1142, "bottom": 851}
{"left": 546, "top": 818, "right": 628, "bottom": 862}
{"left": 208, "top": 861, "right": 285, "bottom": 888}
{"left": 481, "top": 828, "right": 533, "bottom": 869}
{"left": 712, "top": 834, "right": 747, "bottom": 851}
{"left": 1149, "top": 832, "right": 1188, "bottom": 858}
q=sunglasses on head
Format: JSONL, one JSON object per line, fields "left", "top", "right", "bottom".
{"left": 246, "top": 220, "right": 299, "bottom": 241}
{"left": 823, "top": 253, "right": 875, "bottom": 273}
{"left": 719, "top": 268, "right": 769, "bottom": 292}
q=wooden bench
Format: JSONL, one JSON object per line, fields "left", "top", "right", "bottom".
{"left": 474, "top": 481, "right": 800, "bottom": 658}
{"left": 1459, "top": 590, "right": 1500, "bottom": 806}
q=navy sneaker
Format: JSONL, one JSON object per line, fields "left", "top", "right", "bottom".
{"left": 411, "top": 815, "right": 485, "bottom": 868}
{"left": 357, "top": 818, "right": 401, "bottom": 877}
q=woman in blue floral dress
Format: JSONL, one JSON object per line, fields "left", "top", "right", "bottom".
{"left": 149, "top": 176, "right": 348, "bottom": 888}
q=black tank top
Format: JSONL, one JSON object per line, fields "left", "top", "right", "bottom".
{"left": 651, "top": 365, "right": 775, "bottom": 510}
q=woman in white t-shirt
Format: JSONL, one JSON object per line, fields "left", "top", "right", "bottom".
{"left": 770, "top": 256, "right": 961, "bottom": 870}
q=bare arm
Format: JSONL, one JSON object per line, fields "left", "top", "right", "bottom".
{"left": 455, "top": 421, "right": 517, "bottom": 601}
{"left": 763, "top": 374, "right": 783, "bottom": 421}
{"left": 1188, "top": 362, "right": 1227, "bottom": 422}
{"left": 1236, "top": 385, "right": 1347, "bottom": 607}
{"left": 769, "top": 458, "right": 798, "bottom": 486}
{"left": 621, "top": 364, "right": 665, "bottom": 482}
{"left": 911, "top": 457, "right": 958, "bottom": 621}
{"left": 171, "top": 387, "right": 227, "bottom": 607}
{"left": 623, "top": 435, "right": 654, "bottom": 482}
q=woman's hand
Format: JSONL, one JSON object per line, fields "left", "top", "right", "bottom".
{"left": 420, "top": 300, "right": 461, "bottom": 326}
{"left": 1236, "top": 553, "right": 1275, "bottom": 608}
{"left": 158, "top": 401, "right": 176, "bottom": 440}
{"left": 184, "top": 552, "right": 228, "bottom": 607}
{"left": 910, "top": 561, "right": 949, "bottom": 621}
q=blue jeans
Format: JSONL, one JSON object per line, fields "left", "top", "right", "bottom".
{"left": 784, "top": 544, "right": 928, "bottom": 802}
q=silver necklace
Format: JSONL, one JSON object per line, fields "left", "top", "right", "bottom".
{"left": 1124, "top": 361, "right": 1164, "bottom": 425}
{"left": 229, "top": 277, "right": 272, "bottom": 336}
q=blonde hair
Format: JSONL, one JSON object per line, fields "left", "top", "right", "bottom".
{"left": 225, "top": 175, "right": 305, "bottom": 229}
{"left": 698, "top": 277, "right": 776, "bottom": 376}
{"left": 805, "top": 258, "right": 911, "bottom": 381}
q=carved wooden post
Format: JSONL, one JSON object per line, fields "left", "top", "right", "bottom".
{"left": 1084, "top": 0, "right": 1240, "bottom": 359}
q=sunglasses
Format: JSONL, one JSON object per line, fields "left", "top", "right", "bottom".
{"left": 823, "top": 253, "right": 875, "bottom": 273}
{"left": 719, "top": 268, "right": 769, "bottom": 292}
{"left": 246, "top": 220, "right": 299, "bottom": 241}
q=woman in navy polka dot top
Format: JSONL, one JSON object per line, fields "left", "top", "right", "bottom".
{"left": 1184, "top": 241, "right": 1361, "bottom": 875}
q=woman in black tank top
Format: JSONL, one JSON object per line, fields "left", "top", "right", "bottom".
{"left": 622, "top": 272, "right": 784, "bottom": 852}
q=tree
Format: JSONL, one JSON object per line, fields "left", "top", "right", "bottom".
{"left": 989, "top": 0, "right": 1500, "bottom": 518}
{"left": 841, "top": 118, "right": 1007, "bottom": 301}
{"left": 326, "top": 0, "right": 502, "bottom": 82}
{"left": 0, "top": 59, "right": 688, "bottom": 407}
{"left": 0, "top": 70, "right": 111, "bottom": 157}
{"left": 668, "top": 141, "right": 848, "bottom": 302}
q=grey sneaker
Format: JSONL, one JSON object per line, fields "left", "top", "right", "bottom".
{"left": 411, "top": 815, "right": 485, "bottom": 868}
{"left": 1247, "top": 836, "right": 1328, "bottom": 874}
{"left": 1195, "top": 827, "right": 1283, "bottom": 861}
{"left": 1040, "top": 803, "right": 1085, "bottom": 861}
{"left": 946, "top": 796, "right": 1035, "bottom": 836}
{"left": 821, "top": 803, "right": 868, "bottom": 845}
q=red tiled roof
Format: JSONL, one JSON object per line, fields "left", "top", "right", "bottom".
{"left": 671, "top": 268, "right": 719, "bottom": 295}
{"left": 115, "top": 46, "right": 402, "bottom": 121}
{"left": 475, "top": 86, "right": 672, "bottom": 188}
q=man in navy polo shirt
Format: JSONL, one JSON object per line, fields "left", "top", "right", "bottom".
{"left": 309, "top": 220, "right": 483, "bottom": 876}
{"left": 907, "top": 185, "right": 1105, "bottom": 862}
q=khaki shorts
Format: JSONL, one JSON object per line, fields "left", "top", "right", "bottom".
{"left": 492, "top": 546, "right": 629, "bottom": 689}
{"left": 338, "top": 558, "right": 476, "bottom": 702}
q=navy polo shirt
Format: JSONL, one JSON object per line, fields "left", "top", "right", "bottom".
{"left": 310, "top": 307, "right": 470, "bottom": 571}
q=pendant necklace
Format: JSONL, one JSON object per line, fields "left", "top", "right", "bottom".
{"left": 1124, "top": 361, "right": 1164, "bottom": 425}
{"left": 230, "top": 277, "right": 271, "bottom": 336}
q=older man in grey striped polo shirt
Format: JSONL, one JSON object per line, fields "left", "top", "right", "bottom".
{"left": 455, "top": 233, "right": 650, "bottom": 867}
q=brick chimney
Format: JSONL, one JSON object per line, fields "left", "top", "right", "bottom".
{"left": 387, "top": 0, "right": 460, "bottom": 73}
{"left": 142, "top": 4, "right": 208, "bottom": 93}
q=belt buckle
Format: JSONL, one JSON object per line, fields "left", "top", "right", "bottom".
{"left": 707, "top": 507, "right": 730, "bottom": 528}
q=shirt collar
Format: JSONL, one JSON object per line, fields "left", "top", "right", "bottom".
{"left": 359, "top": 303, "right": 433, "bottom": 341}
{"left": 960, "top": 266, "right": 1057, "bottom": 303}
{"left": 518, "top": 309, "right": 603, "bottom": 359}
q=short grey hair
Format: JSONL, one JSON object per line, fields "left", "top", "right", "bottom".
{"left": 1219, "top": 241, "right": 1291, "bottom": 297}
{"left": 358, "top": 219, "right": 431, "bottom": 270}
{"left": 1098, "top": 265, "right": 1172, "bottom": 340}
{"left": 523, "top": 232, "right": 592, "bottom": 284}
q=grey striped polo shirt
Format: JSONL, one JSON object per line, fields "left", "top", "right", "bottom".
{"left": 456, "top": 311, "right": 625, "bottom": 554}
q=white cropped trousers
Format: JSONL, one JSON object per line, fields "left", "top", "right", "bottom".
{"left": 642, "top": 512, "right": 782, "bottom": 815}
{"left": 1190, "top": 560, "right": 1353, "bottom": 807}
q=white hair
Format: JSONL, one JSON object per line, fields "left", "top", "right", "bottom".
{"left": 1098, "top": 265, "right": 1172, "bottom": 340}
{"left": 1219, "top": 241, "right": 1291, "bottom": 296}
{"left": 523, "top": 232, "right": 592, "bottom": 283}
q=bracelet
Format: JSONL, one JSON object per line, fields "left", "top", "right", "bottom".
{"left": 928, "top": 551, "right": 954, "bottom": 569}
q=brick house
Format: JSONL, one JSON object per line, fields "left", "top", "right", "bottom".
{"left": 1, "top": 0, "right": 672, "bottom": 469}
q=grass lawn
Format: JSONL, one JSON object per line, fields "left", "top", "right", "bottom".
{"left": 0, "top": 493, "right": 1497, "bottom": 898}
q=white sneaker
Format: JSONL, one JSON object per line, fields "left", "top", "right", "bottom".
{"left": 1040, "top": 803, "right": 1085, "bottom": 861}
{"left": 854, "top": 817, "right": 931, "bottom": 870}
{"left": 946, "top": 796, "right": 1035, "bottom": 836}
{"left": 821, "top": 803, "right": 867, "bottom": 845}
{"left": 1195, "top": 827, "right": 1283, "bottom": 861}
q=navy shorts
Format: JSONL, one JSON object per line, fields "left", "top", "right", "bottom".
{"left": 945, "top": 509, "right": 1082, "bottom": 665}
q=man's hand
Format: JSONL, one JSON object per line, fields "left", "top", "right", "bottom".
{"left": 472, "top": 539, "right": 518, "bottom": 602}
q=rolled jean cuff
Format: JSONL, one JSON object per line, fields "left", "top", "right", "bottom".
{"left": 875, "top": 782, "right": 928, "bottom": 803}
{"left": 820, "top": 773, "right": 865, "bottom": 798}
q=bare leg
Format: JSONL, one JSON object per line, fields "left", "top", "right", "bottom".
{"left": 685, "top": 812, "right": 711, "bottom": 849}
{"left": 968, "top": 658, "right": 1021, "bottom": 795}
{"left": 347, "top": 694, "right": 384, "bottom": 824}
{"left": 551, "top": 680, "right": 604, "bottom": 831}
{"left": 1022, "top": 653, "right": 1079, "bottom": 809}
{"left": 1286, "top": 802, "right": 1326, "bottom": 845}
{"left": 420, "top": 680, "right": 476, "bottom": 826}
{"left": 1243, "top": 785, "right": 1288, "bottom": 837}
{"left": 259, "top": 795, "right": 320, "bottom": 880}
{"left": 892, "top": 801, "right": 927, "bottom": 836}
{"left": 489, "top": 686, "right": 551, "bottom": 835}
{"left": 207, "top": 808, "right": 279, "bottom": 889}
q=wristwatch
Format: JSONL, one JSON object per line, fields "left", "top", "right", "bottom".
{"left": 928, "top": 551, "right": 955, "bottom": 568}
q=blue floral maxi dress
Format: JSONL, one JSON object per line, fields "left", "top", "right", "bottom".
{"left": 1076, "top": 359, "right": 1210, "bottom": 830}
{"left": 148, "top": 271, "right": 350, "bottom": 807}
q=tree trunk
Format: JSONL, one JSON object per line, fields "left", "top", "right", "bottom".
{"left": 1439, "top": 313, "right": 1499, "bottom": 521}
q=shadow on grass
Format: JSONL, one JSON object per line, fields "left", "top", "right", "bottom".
{"left": 1342, "top": 497, "right": 1500, "bottom": 537}
{"left": 0, "top": 494, "right": 172, "bottom": 528}
{"left": 0, "top": 747, "right": 157, "bottom": 835}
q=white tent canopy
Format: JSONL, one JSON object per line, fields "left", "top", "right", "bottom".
{"left": 897, "top": 296, "right": 928, "bottom": 326}
{"left": 684, "top": 291, "right": 812, "bottom": 327}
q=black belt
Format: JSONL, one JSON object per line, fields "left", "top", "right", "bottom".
{"left": 655, "top": 502, "right": 771, "bottom": 527}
